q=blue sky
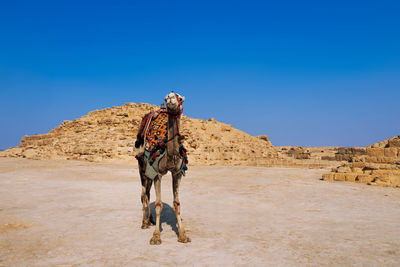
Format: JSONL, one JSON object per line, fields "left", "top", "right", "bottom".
{"left": 1, "top": 0, "right": 399, "bottom": 149}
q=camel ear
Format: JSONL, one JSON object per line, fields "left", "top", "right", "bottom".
{"left": 176, "top": 93, "right": 184, "bottom": 102}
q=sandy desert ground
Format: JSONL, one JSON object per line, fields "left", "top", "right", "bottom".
{"left": 0, "top": 158, "right": 399, "bottom": 266}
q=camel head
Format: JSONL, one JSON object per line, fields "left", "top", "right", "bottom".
{"left": 165, "top": 92, "right": 185, "bottom": 115}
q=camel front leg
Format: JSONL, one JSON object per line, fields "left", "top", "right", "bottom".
{"left": 173, "top": 172, "right": 191, "bottom": 243}
{"left": 150, "top": 176, "right": 162, "bottom": 245}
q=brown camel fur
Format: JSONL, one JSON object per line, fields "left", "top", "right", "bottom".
{"left": 136, "top": 92, "right": 190, "bottom": 245}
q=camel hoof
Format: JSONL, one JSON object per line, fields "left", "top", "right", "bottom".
{"left": 178, "top": 233, "right": 191, "bottom": 243}
{"left": 150, "top": 233, "right": 162, "bottom": 245}
{"left": 141, "top": 220, "right": 152, "bottom": 229}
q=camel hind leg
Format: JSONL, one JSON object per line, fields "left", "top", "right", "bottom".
{"left": 146, "top": 178, "right": 155, "bottom": 225}
{"left": 140, "top": 170, "right": 154, "bottom": 229}
{"left": 150, "top": 176, "right": 162, "bottom": 245}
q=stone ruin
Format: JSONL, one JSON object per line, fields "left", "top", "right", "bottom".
{"left": 0, "top": 102, "right": 345, "bottom": 169}
{"left": 322, "top": 135, "right": 400, "bottom": 187}
{"left": 278, "top": 146, "right": 339, "bottom": 161}
{"left": 286, "top": 147, "right": 311, "bottom": 159}
{"left": 0, "top": 103, "right": 288, "bottom": 166}
{"left": 334, "top": 147, "right": 366, "bottom": 161}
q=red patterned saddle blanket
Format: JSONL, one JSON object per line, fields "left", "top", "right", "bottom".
{"left": 146, "top": 112, "right": 168, "bottom": 151}
{"left": 137, "top": 108, "right": 168, "bottom": 152}
{"left": 136, "top": 108, "right": 188, "bottom": 169}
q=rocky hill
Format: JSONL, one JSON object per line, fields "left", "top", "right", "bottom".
{"left": 322, "top": 135, "right": 400, "bottom": 187}
{"left": 0, "top": 103, "right": 342, "bottom": 168}
{"left": 0, "top": 103, "right": 272, "bottom": 166}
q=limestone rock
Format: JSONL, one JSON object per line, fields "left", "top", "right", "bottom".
{"left": 278, "top": 146, "right": 339, "bottom": 161}
{"left": 322, "top": 135, "right": 400, "bottom": 187}
{"left": 0, "top": 102, "right": 343, "bottom": 169}
{"left": 335, "top": 147, "right": 366, "bottom": 161}
{"left": 0, "top": 103, "right": 278, "bottom": 166}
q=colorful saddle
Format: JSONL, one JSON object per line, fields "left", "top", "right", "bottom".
{"left": 136, "top": 108, "right": 168, "bottom": 152}
{"left": 145, "top": 111, "right": 168, "bottom": 151}
{"left": 135, "top": 108, "right": 188, "bottom": 178}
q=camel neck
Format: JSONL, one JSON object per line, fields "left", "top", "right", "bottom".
{"left": 167, "top": 114, "right": 180, "bottom": 156}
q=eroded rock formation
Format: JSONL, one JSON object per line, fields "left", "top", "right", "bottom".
{"left": 0, "top": 103, "right": 344, "bottom": 168}
{"left": 0, "top": 103, "right": 285, "bottom": 166}
{"left": 334, "top": 147, "right": 366, "bottom": 161}
{"left": 322, "top": 135, "right": 400, "bottom": 187}
{"left": 278, "top": 146, "right": 339, "bottom": 161}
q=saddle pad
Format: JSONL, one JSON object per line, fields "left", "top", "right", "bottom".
{"left": 138, "top": 113, "right": 151, "bottom": 138}
{"left": 145, "top": 112, "right": 168, "bottom": 151}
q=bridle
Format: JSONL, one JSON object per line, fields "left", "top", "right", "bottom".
{"left": 166, "top": 94, "right": 183, "bottom": 118}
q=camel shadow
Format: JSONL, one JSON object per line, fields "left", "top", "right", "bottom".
{"left": 150, "top": 202, "right": 178, "bottom": 236}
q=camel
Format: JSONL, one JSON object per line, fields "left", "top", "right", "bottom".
{"left": 135, "top": 92, "right": 190, "bottom": 245}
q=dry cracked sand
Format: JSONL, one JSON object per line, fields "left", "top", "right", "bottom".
{"left": 1, "top": 158, "right": 399, "bottom": 266}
